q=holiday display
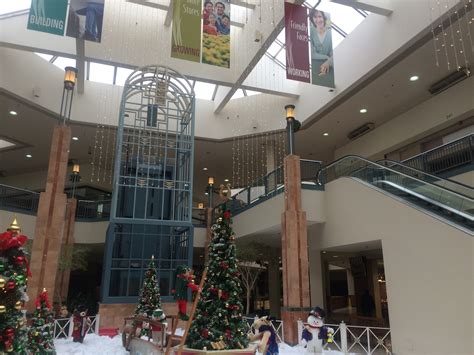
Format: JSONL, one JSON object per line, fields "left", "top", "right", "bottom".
{"left": 301, "top": 307, "right": 334, "bottom": 354}
{"left": 249, "top": 316, "right": 278, "bottom": 355}
{"left": 134, "top": 256, "right": 166, "bottom": 336}
{"left": 72, "top": 304, "right": 91, "bottom": 343}
{"left": 0, "top": 217, "right": 29, "bottom": 354}
{"left": 173, "top": 264, "right": 199, "bottom": 321}
{"left": 186, "top": 205, "right": 249, "bottom": 351}
{"left": 28, "top": 289, "right": 56, "bottom": 353}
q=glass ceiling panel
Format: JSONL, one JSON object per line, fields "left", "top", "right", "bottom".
{"left": 52, "top": 57, "right": 76, "bottom": 71}
{"left": 0, "top": 0, "right": 31, "bottom": 15}
{"left": 231, "top": 89, "right": 245, "bottom": 100}
{"left": 115, "top": 67, "right": 134, "bottom": 86}
{"left": 35, "top": 52, "right": 53, "bottom": 62}
{"left": 193, "top": 81, "right": 216, "bottom": 100}
{"left": 89, "top": 62, "right": 115, "bottom": 85}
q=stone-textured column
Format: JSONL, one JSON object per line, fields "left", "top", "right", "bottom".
{"left": 57, "top": 198, "right": 77, "bottom": 304}
{"left": 281, "top": 155, "right": 310, "bottom": 345}
{"left": 268, "top": 248, "right": 281, "bottom": 318}
{"left": 204, "top": 207, "right": 213, "bottom": 263}
{"left": 28, "top": 125, "right": 71, "bottom": 312}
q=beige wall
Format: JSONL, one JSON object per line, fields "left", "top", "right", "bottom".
{"left": 335, "top": 76, "right": 474, "bottom": 160}
{"left": 312, "top": 177, "right": 473, "bottom": 355}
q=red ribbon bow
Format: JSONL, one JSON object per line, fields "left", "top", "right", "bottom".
{"left": 0, "top": 231, "right": 27, "bottom": 251}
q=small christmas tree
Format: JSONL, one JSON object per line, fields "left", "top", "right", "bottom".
{"left": 28, "top": 289, "right": 56, "bottom": 354}
{"left": 0, "top": 217, "right": 29, "bottom": 354}
{"left": 186, "top": 206, "right": 249, "bottom": 350}
{"left": 134, "top": 256, "right": 165, "bottom": 336}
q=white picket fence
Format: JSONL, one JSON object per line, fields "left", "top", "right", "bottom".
{"left": 297, "top": 320, "right": 392, "bottom": 355}
{"left": 53, "top": 315, "right": 100, "bottom": 339}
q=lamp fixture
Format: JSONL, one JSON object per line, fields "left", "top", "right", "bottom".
{"left": 72, "top": 164, "right": 80, "bottom": 174}
{"left": 285, "top": 104, "right": 295, "bottom": 121}
{"left": 197, "top": 203, "right": 204, "bottom": 209}
{"left": 409, "top": 75, "right": 419, "bottom": 81}
{"left": 208, "top": 176, "right": 214, "bottom": 186}
{"left": 64, "top": 67, "right": 78, "bottom": 90}
{"left": 25, "top": 154, "right": 32, "bottom": 158}
{"left": 72, "top": 136, "right": 79, "bottom": 141}
{"left": 9, "top": 110, "right": 18, "bottom": 116}
{"left": 359, "top": 108, "right": 368, "bottom": 114}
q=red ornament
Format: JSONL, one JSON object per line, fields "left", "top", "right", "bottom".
{"left": 5, "top": 328, "right": 14, "bottom": 336}
{"left": 221, "top": 291, "right": 229, "bottom": 300}
{"left": 7, "top": 281, "right": 15, "bottom": 289}
{"left": 225, "top": 329, "right": 232, "bottom": 339}
{"left": 223, "top": 210, "right": 231, "bottom": 220}
{"left": 201, "top": 328, "right": 209, "bottom": 339}
{"left": 219, "top": 261, "right": 229, "bottom": 269}
{"left": 14, "top": 256, "right": 25, "bottom": 265}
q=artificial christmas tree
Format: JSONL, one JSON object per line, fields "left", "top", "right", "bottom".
{"left": 186, "top": 206, "right": 249, "bottom": 351}
{"left": 134, "top": 256, "right": 166, "bottom": 337}
{"left": 0, "top": 217, "right": 29, "bottom": 353}
{"left": 28, "top": 289, "right": 56, "bottom": 354}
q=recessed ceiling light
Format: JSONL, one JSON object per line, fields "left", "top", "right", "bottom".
{"left": 359, "top": 108, "right": 368, "bottom": 114}
{"left": 323, "top": 132, "right": 329, "bottom": 136}
{"left": 72, "top": 136, "right": 79, "bottom": 141}
{"left": 409, "top": 75, "right": 419, "bottom": 81}
{"left": 203, "top": 167, "right": 208, "bottom": 171}
{"left": 204, "top": 192, "right": 209, "bottom": 195}
{"left": 9, "top": 111, "right": 17, "bottom": 116}
{"left": 25, "top": 154, "right": 32, "bottom": 158}
{"left": 332, "top": 255, "right": 339, "bottom": 258}
{"left": 224, "top": 178, "right": 229, "bottom": 182}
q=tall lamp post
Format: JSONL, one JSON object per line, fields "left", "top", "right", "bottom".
{"left": 285, "top": 104, "right": 301, "bottom": 155}
{"left": 70, "top": 163, "right": 81, "bottom": 198}
{"left": 207, "top": 176, "right": 215, "bottom": 208}
{"left": 60, "top": 67, "right": 78, "bottom": 124}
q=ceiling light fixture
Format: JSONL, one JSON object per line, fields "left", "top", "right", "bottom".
{"left": 224, "top": 178, "right": 229, "bottom": 182}
{"left": 359, "top": 108, "right": 368, "bottom": 114}
{"left": 323, "top": 132, "right": 329, "bottom": 136}
{"left": 72, "top": 136, "right": 79, "bottom": 141}
{"left": 203, "top": 167, "right": 208, "bottom": 171}
{"left": 25, "top": 154, "right": 32, "bottom": 158}
{"left": 409, "top": 75, "right": 419, "bottom": 81}
{"left": 9, "top": 111, "right": 18, "bottom": 116}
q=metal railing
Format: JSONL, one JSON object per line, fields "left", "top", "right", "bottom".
{"left": 243, "top": 316, "right": 285, "bottom": 344}
{"left": 76, "top": 200, "right": 111, "bottom": 220}
{"left": 53, "top": 315, "right": 100, "bottom": 339}
{"left": 0, "top": 184, "right": 40, "bottom": 214}
{"left": 402, "top": 134, "right": 473, "bottom": 174}
{"left": 191, "top": 207, "right": 206, "bottom": 226}
{"left": 297, "top": 320, "right": 392, "bottom": 354}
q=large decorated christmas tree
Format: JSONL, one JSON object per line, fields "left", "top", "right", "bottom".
{"left": 28, "top": 289, "right": 56, "bottom": 354}
{"left": 186, "top": 205, "right": 249, "bottom": 350}
{"left": 134, "top": 256, "right": 165, "bottom": 336}
{"left": 0, "top": 218, "right": 29, "bottom": 353}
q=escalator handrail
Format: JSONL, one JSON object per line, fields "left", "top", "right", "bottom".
{"left": 317, "top": 155, "right": 473, "bottom": 202}
{"left": 376, "top": 159, "right": 473, "bottom": 198}
{"left": 372, "top": 180, "right": 473, "bottom": 221}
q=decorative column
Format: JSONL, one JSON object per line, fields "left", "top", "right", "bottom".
{"left": 280, "top": 155, "right": 310, "bottom": 344}
{"left": 57, "top": 198, "right": 77, "bottom": 303}
{"left": 28, "top": 125, "right": 72, "bottom": 311}
{"left": 268, "top": 248, "right": 281, "bottom": 318}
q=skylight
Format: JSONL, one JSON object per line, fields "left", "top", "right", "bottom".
{"left": 265, "top": 0, "right": 367, "bottom": 69}
{"left": 115, "top": 67, "right": 134, "bottom": 86}
{"left": 0, "top": 139, "right": 15, "bottom": 150}
{"left": 0, "top": 0, "right": 30, "bottom": 16}
{"left": 89, "top": 62, "right": 115, "bottom": 85}
{"left": 193, "top": 81, "right": 216, "bottom": 101}
{"left": 52, "top": 57, "right": 77, "bottom": 71}
{"left": 35, "top": 53, "right": 53, "bottom": 62}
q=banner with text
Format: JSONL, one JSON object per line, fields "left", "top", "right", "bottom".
{"left": 171, "top": 0, "right": 203, "bottom": 63}
{"left": 27, "top": 0, "right": 68, "bottom": 36}
{"left": 309, "top": 9, "right": 335, "bottom": 88}
{"left": 66, "top": 0, "right": 105, "bottom": 42}
{"left": 284, "top": 2, "right": 310, "bottom": 83}
{"left": 202, "top": 0, "right": 231, "bottom": 68}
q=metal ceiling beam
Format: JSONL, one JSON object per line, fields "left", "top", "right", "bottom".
{"left": 127, "top": 0, "right": 246, "bottom": 27}
{"left": 330, "top": 0, "right": 393, "bottom": 16}
{"left": 213, "top": 0, "right": 305, "bottom": 113}
{"left": 75, "top": 39, "right": 85, "bottom": 94}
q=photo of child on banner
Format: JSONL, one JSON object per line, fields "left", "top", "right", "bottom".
{"left": 66, "top": 0, "right": 105, "bottom": 42}
{"left": 309, "top": 9, "right": 335, "bottom": 88}
{"left": 202, "top": 0, "right": 231, "bottom": 68}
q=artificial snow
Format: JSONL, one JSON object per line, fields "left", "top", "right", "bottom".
{"left": 55, "top": 334, "right": 128, "bottom": 355}
{"left": 55, "top": 334, "right": 345, "bottom": 355}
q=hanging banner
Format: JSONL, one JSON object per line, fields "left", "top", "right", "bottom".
{"left": 27, "top": 0, "right": 68, "bottom": 36}
{"left": 309, "top": 9, "right": 335, "bottom": 88}
{"left": 201, "top": 0, "right": 231, "bottom": 68}
{"left": 284, "top": 2, "right": 310, "bottom": 83}
{"left": 171, "top": 0, "right": 203, "bottom": 63}
{"left": 66, "top": 0, "right": 105, "bottom": 42}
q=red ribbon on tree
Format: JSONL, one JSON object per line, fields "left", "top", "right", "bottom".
{"left": 0, "top": 231, "right": 27, "bottom": 251}
{"left": 223, "top": 210, "right": 231, "bottom": 220}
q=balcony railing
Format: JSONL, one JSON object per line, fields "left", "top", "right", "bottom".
{"left": 0, "top": 184, "right": 40, "bottom": 214}
{"left": 402, "top": 134, "right": 473, "bottom": 175}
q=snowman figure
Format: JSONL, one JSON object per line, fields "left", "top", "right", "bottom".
{"left": 301, "top": 307, "right": 334, "bottom": 354}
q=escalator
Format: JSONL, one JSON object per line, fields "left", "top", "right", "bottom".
{"left": 317, "top": 156, "right": 473, "bottom": 233}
